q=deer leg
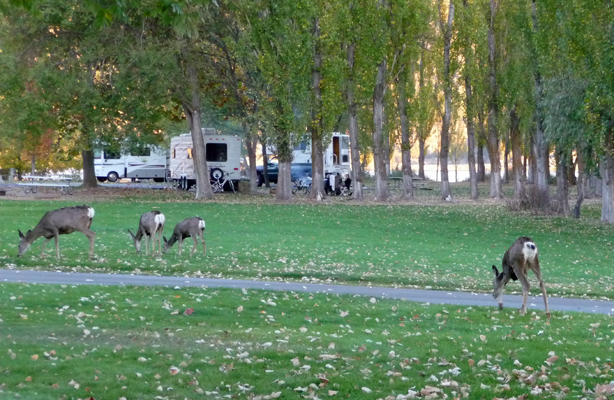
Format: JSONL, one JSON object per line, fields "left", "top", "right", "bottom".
{"left": 199, "top": 231, "right": 206, "bottom": 256}
{"left": 79, "top": 229, "right": 96, "bottom": 259}
{"left": 190, "top": 236, "right": 198, "bottom": 257}
{"left": 178, "top": 237, "right": 183, "bottom": 256}
{"left": 531, "top": 261, "right": 550, "bottom": 318}
{"left": 40, "top": 237, "right": 52, "bottom": 258}
{"left": 514, "top": 266, "right": 531, "bottom": 316}
{"left": 54, "top": 234, "right": 60, "bottom": 259}
{"left": 495, "top": 274, "right": 511, "bottom": 310}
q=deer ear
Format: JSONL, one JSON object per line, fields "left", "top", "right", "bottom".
{"left": 18, "top": 229, "right": 25, "bottom": 239}
{"left": 492, "top": 265, "right": 499, "bottom": 276}
{"left": 127, "top": 229, "right": 135, "bottom": 239}
{"left": 163, "top": 236, "right": 168, "bottom": 243}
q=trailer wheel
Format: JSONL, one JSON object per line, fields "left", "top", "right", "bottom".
{"left": 210, "top": 168, "right": 224, "bottom": 180}
{"left": 107, "top": 171, "right": 119, "bottom": 182}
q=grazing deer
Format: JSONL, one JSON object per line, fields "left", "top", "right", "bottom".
{"left": 163, "top": 217, "right": 205, "bottom": 256}
{"left": 128, "top": 211, "right": 166, "bottom": 255}
{"left": 492, "top": 236, "right": 550, "bottom": 317}
{"left": 17, "top": 205, "right": 96, "bottom": 259}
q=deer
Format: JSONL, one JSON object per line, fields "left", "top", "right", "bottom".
{"left": 492, "top": 236, "right": 550, "bottom": 317}
{"left": 17, "top": 205, "right": 96, "bottom": 259}
{"left": 128, "top": 211, "right": 166, "bottom": 255}
{"left": 162, "top": 217, "right": 206, "bottom": 257}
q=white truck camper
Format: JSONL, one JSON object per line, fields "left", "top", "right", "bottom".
{"left": 292, "top": 132, "right": 351, "bottom": 177}
{"left": 169, "top": 128, "right": 242, "bottom": 190}
{"left": 94, "top": 145, "right": 169, "bottom": 183}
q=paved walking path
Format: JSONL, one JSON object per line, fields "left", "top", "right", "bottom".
{"left": 1, "top": 269, "right": 613, "bottom": 315}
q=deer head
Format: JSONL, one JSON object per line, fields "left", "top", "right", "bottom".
{"left": 17, "top": 229, "right": 32, "bottom": 257}
{"left": 128, "top": 229, "right": 141, "bottom": 253}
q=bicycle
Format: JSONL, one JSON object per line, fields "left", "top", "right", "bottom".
{"left": 210, "top": 169, "right": 235, "bottom": 194}
{"left": 292, "top": 176, "right": 312, "bottom": 196}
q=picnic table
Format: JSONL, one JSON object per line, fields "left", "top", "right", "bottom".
{"left": 19, "top": 175, "right": 75, "bottom": 195}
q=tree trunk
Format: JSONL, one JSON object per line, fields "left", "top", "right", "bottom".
{"left": 397, "top": 77, "right": 414, "bottom": 200}
{"left": 504, "top": 130, "right": 510, "bottom": 184}
{"left": 261, "top": 142, "right": 270, "bottom": 187}
{"left": 532, "top": 0, "right": 549, "bottom": 202}
{"left": 477, "top": 108, "right": 486, "bottom": 182}
{"left": 418, "top": 138, "right": 426, "bottom": 179}
{"left": 556, "top": 147, "right": 570, "bottom": 216}
{"left": 183, "top": 61, "right": 213, "bottom": 200}
{"left": 487, "top": 0, "right": 502, "bottom": 198}
{"left": 81, "top": 149, "right": 98, "bottom": 189}
{"left": 347, "top": 43, "right": 363, "bottom": 200}
{"left": 464, "top": 60, "right": 478, "bottom": 200}
{"left": 601, "top": 154, "right": 614, "bottom": 223}
{"left": 277, "top": 160, "right": 293, "bottom": 201}
{"left": 510, "top": 107, "right": 525, "bottom": 199}
{"left": 477, "top": 144, "right": 485, "bottom": 182}
{"left": 310, "top": 17, "right": 325, "bottom": 201}
{"left": 373, "top": 58, "right": 389, "bottom": 201}
{"left": 245, "top": 123, "right": 259, "bottom": 194}
{"left": 439, "top": 2, "right": 454, "bottom": 201}
{"left": 573, "top": 147, "right": 586, "bottom": 218}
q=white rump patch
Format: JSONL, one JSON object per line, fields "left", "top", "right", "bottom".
{"left": 198, "top": 219, "right": 205, "bottom": 230}
{"left": 522, "top": 242, "right": 537, "bottom": 260}
{"left": 87, "top": 207, "right": 95, "bottom": 219}
{"left": 155, "top": 213, "right": 166, "bottom": 228}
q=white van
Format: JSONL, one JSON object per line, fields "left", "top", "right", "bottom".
{"left": 169, "top": 129, "right": 242, "bottom": 189}
{"left": 94, "top": 145, "right": 169, "bottom": 182}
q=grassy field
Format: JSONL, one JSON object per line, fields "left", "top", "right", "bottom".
{"left": 1, "top": 191, "right": 614, "bottom": 300}
{"left": 1, "top": 282, "right": 613, "bottom": 400}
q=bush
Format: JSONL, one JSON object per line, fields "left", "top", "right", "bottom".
{"left": 506, "top": 184, "right": 561, "bottom": 215}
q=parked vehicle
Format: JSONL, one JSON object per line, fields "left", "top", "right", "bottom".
{"left": 169, "top": 129, "right": 242, "bottom": 190}
{"left": 94, "top": 145, "right": 168, "bottom": 183}
{"left": 256, "top": 162, "right": 312, "bottom": 187}
{"left": 292, "top": 132, "right": 351, "bottom": 177}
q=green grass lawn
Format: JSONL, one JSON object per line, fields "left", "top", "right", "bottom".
{"left": 1, "top": 283, "right": 612, "bottom": 399}
{"left": 1, "top": 197, "right": 614, "bottom": 299}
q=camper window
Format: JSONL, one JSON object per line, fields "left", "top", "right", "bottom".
{"left": 105, "top": 150, "right": 121, "bottom": 160}
{"left": 172, "top": 149, "right": 176, "bottom": 158}
{"left": 206, "top": 143, "right": 227, "bottom": 162}
{"left": 131, "top": 146, "right": 151, "bottom": 157}
{"left": 187, "top": 148, "right": 193, "bottom": 159}
{"left": 93, "top": 150, "right": 102, "bottom": 159}
{"left": 294, "top": 141, "right": 308, "bottom": 151}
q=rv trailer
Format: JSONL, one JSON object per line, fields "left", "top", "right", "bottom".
{"left": 94, "top": 145, "right": 169, "bottom": 183}
{"left": 292, "top": 132, "right": 351, "bottom": 177}
{"left": 169, "top": 129, "right": 242, "bottom": 190}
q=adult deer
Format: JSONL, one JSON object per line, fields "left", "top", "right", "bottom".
{"left": 128, "top": 211, "right": 165, "bottom": 255}
{"left": 17, "top": 205, "right": 96, "bottom": 259}
{"left": 492, "top": 236, "right": 550, "bottom": 317}
{"left": 163, "top": 217, "right": 205, "bottom": 256}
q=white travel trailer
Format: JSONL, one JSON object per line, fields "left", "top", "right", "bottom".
{"left": 169, "top": 129, "right": 242, "bottom": 189}
{"left": 292, "top": 132, "right": 351, "bottom": 176}
{"left": 94, "top": 145, "right": 169, "bottom": 182}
